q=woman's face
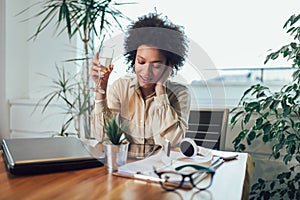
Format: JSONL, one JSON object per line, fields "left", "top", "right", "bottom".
{"left": 134, "top": 45, "right": 168, "bottom": 89}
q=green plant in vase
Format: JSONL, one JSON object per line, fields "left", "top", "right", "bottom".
{"left": 102, "top": 114, "right": 129, "bottom": 172}
{"left": 104, "top": 115, "right": 127, "bottom": 145}
{"left": 230, "top": 14, "right": 300, "bottom": 200}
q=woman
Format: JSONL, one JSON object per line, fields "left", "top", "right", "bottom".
{"left": 90, "top": 13, "right": 190, "bottom": 147}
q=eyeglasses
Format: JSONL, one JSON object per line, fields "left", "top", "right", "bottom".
{"left": 154, "top": 164, "right": 215, "bottom": 191}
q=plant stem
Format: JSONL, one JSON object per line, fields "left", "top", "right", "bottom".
{"left": 83, "top": 27, "right": 91, "bottom": 138}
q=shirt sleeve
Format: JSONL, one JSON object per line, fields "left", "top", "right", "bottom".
{"left": 91, "top": 81, "right": 121, "bottom": 141}
{"left": 151, "top": 86, "right": 191, "bottom": 147}
{"left": 91, "top": 99, "right": 109, "bottom": 141}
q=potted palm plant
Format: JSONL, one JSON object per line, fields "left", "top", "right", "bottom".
{"left": 102, "top": 114, "right": 129, "bottom": 172}
{"left": 230, "top": 14, "right": 300, "bottom": 200}
{"left": 19, "top": 0, "right": 132, "bottom": 138}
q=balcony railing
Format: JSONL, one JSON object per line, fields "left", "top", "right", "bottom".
{"left": 188, "top": 66, "right": 295, "bottom": 108}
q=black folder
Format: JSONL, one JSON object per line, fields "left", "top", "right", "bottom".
{"left": 1, "top": 137, "right": 104, "bottom": 175}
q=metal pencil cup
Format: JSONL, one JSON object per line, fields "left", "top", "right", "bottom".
{"left": 103, "top": 141, "right": 129, "bottom": 172}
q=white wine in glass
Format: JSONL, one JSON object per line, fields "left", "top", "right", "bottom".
{"left": 92, "top": 46, "right": 114, "bottom": 94}
{"left": 99, "top": 57, "right": 113, "bottom": 69}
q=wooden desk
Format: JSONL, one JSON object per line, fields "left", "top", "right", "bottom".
{"left": 0, "top": 151, "right": 254, "bottom": 200}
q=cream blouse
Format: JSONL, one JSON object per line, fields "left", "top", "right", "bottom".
{"left": 91, "top": 75, "right": 191, "bottom": 147}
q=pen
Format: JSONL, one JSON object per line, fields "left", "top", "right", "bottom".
{"left": 134, "top": 173, "right": 162, "bottom": 182}
{"left": 113, "top": 172, "right": 163, "bottom": 183}
{"left": 210, "top": 157, "right": 221, "bottom": 167}
{"left": 210, "top": 157, "right": 224, "bottom": 170}
{"left": 113, "top": 172, "right": 194, "bottom": 189}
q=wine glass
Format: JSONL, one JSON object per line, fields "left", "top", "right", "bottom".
{"left": 92, "top": 45, "right": 114, "bottom": 94}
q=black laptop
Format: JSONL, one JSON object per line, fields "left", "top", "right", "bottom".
{"left": 1, "top": 137, "right": 104, "bottom": 175}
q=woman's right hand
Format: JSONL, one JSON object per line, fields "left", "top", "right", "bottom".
{"left": 89, "top": 52, "right": 114, "bottom": 96}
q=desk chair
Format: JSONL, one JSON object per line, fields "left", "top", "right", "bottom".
{"left": 186, "top": 108, "right": 229, "bottom": 150}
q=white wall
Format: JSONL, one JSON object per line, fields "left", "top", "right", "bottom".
{"left": 0, "top": 0, "right": 8, "bottom": 140}
{"left": 1, "top": 0, "right": 78, "bottom": 139}
{"left": 6, "top": 0, "right": 29, "bottom": 100}
{"left": 4, "top": 0, "right": 77, "bottom": 99}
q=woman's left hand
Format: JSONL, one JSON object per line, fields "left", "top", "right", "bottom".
{"left": 155, "top": 66, "right": 172, "bottom": 95}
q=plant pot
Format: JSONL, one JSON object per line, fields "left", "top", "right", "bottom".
{"left": 103, "top": 141, "right": 129, "bottom": 172}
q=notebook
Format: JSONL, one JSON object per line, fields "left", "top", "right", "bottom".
{"left": 1, "top": 137, "right": 104, "bottom": 175}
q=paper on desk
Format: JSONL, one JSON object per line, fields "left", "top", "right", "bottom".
{"left": 211, "top": 149, "right": 238, "bottom": 160}
{"left": 118, "top": 149, "right": 170, "bottom": 176}
{"left": 118, "top": 150, "right": 213, "bottom": 176}
{"left": 172, "top": 153, "right": 212, "bottom": 167}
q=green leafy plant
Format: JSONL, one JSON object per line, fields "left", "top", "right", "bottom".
{"left": 20, "top": 0, "right": 132, "bottom": 138}
{"left": 230, "top": 14, "right": 300, "bottom": 200}
{"left": 104, "top": 115, "right": 126, "bottom": 145}
{"left": 35, "top": 65, "right": 88, "bottom": 137}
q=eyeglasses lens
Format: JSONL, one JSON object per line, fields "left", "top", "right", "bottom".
{"left": 160, "top": 172, "right": 182, "bottom": 190}
{"left": 192, "top": 172, "right": 213, "bottom": 190}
